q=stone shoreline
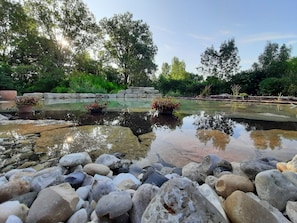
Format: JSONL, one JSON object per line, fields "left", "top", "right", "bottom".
{"left": 1, "top": 149, "right": 297, "bottom": 222}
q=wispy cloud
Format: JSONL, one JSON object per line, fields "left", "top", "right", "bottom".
{"left": 240, "top": 33, "right": 297, "bottom": 43}
{"left": 152, "top": 25, "right": 175, "bottom": 35}
{"left": 162, "top": 44, "right": 175, "bottom": 51}
{"left": 287, "top": 40, "right": 297, "bottom": 45}
{"left": 220, "top": 30, "right": 231, "bottom": 35}
{"left": 188, "top": 33, "right": 214, "bottom": 41}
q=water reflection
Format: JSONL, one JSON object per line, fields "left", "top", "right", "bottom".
{"left": 2, "top": 105, "right": 297, "bottom": 166}
{"left": 150, "top": 114, "right": 183, "bottom": 130}
{"left": 193, "top": 111, "right": 235, "bottom": 135}
{"left": 149, "top": 112, "right": 297, "bottom": 166}
{"left": 196, "top": 130, "right": 230, "bottom": 151}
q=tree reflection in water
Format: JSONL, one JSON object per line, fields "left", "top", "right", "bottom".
{"left": 150, "top": 114, "right": 182, "bottom": 130}
{"left": 193, "top": 112, "right": 235, "bottom": 150}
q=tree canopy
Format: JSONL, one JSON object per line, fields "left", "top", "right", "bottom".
{"left": 98, "top": 12, "right": 158, "bottom": 86}
{"left": 200, "top": 38, "right": 240, "bottom": 80}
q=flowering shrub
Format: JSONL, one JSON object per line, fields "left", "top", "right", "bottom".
{"left": 151, "top": 97, "right": 180, "bottom": 111}
{"left": 15, "top": 96, "right": 39, "bottom": 106}
{"left": 85, "top": 100, "right": 108, "bottom": 112}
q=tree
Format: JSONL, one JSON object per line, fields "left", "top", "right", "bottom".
{"left": 160, "top": 62, "right": 171, "bottom": 78}
{"left": 254, "top": 42, "right": 291, "bottom": 77}
{"left": 200, "top": 38, "right": 240, "bottom": 80}
{"left": 169, "top": 57, "right": 190, "bottom": 80}
{"left": 0, "top": 62, "right": 15, "bottom": 89}
{"left": 99, "top": 12, "right": 158, "bottom": 86}
{"left": 23, "top": 0, "right": 99, "bottom": 71}
{"left": 0, "top": 0, "right": 34, "bottom": 62}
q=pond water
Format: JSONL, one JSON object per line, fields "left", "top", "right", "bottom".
{"left": 1, "top": 98, "right": 297, "bottom": 166}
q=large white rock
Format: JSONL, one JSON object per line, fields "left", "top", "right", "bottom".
{"left": 27, "top": 183, "right": 79, "bottom": 223}
{"left": 141, "top": 177, "right": 228, "bottom": 222}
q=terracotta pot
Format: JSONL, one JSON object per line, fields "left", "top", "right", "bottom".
{"left": 0, "top": 90, "right": 17, "bottom": 100}
{"left": 17, "top": 105, "right": 33, "bottom": 113}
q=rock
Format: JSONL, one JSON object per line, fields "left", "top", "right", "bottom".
{"left": 205, "top": 175, "right": 218, "bottom": 189}
{"left": 5, "top": 215, "right": 23, "bottom": 223}
{"left": 27, "top": 183, "right": 79, "bottom": 223}
{"left": 130, "top": 184, "right": 159, "bottom": 223}
{"left": 113, "top": 173, "right": 141, "bottom": 189}
{"left": 182, "top": 162, "right": 204, "bottom": 183}
{"left": 95, "top": 154, "right": 121, "bottom": 170}
{"left": 201, "top": 154, "right": 222, "bottom": 175}
{"left": 142, "top": 167, "right": 169, "bottom": 187}
{"left": 198, "top": 183, "right": 229, "bottom": 222}
{"left": 215, "top": 174, "right": 254, "bottom": 198}
{"left": 141, "top": 177, "right": 228, "bottom": 223}
{"left": 286, "top": 201, "right": 297, "bottom": 223}
{"left": 59, "top": 152, "right": 92, "bottom": 167}
{"left": 283, "top": 170, "right": 297, "bottom": 187}
{"left": 182, "top": 155, "right": 222, "bottom": 183}
{"left": 255, "top": 169, "right": 297, "bottom": 211}
{"left": 213, "top": 168, "right": 232, "bottom": 178}
{"left": 10, "top": 191, "right": 38, "bottom": 208}
{"left": 276, "top": 162, "right": 288, "bottom": 172}
{"left": 95, "top": 191, "right": 132, "bottom": 219}
{"left": 65, "top": 171, "right": 86, "bottom": 189}
{"left": 0, "top": 114, "right": 9, "bottom": 120}
{"left": 287, "top": 154, "right": 297, "bottom": 171}
{"left": 89, "top": 175, "right": 116, "bottom": 202}
{"left": 0, "top": 201, "right": 29, "bottom": 223}
{"left": 240, "top": 158, "right": 276, "bottom": 180}
{"left": 67, "top": 208, "right": 88, "bottom": 223}
{"left": 76, "top": 185, "right": 91, "bottom": 200}
{"left": 0, "top": 180, "right": 31, "bottom": 203}
{"left": 128, "top": 164, "right": 143, "bottom": 177}
{"left": 113, "top": 173, "right": 141, "bottom": 187}
{"left": 83, "top": 163, "right": 110, "bottom": 176}
{"left": 5, "top": 168, "right": 36, "bottom": 180}
{"left": 224, "top": 190, "right": 279, "bottom": 223}
{"left": 246, "top": 192, "right": 291, "bottom": 223}
{"left": 217, "top": 159, "right": 233, "bottom": 171}
{"left": 30, "top": 166, "right": 64, "bottom": 192}
{"left": 0, "top": 176, "right": 8, "bottom": 186}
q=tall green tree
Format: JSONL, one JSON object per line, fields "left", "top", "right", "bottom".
{"left": 253, "top": 42, "right": 291, "bottom": 77}
{"left": 169, "top": 57, "right": 190, "bottom": 80}
{"left": 200, "top": 38, "right": 240, "bottom": 80}
{"left": 98, "top": 12, "right": 158, "bottom": 86}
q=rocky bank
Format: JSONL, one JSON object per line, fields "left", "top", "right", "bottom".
{"left": 1, "top": 149, "right": 297, "bottom": 222}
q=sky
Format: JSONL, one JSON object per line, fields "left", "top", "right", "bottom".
{"left": 83, "top": 0, "right": 297, "bottom": 74}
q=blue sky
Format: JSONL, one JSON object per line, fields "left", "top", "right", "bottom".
{"left": 83, "top": 0, "right": 297, "bottom": 74}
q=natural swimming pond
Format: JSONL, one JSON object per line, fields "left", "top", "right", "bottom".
{"left": 1, "top": 98, "right": 297, "bottom": 167}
